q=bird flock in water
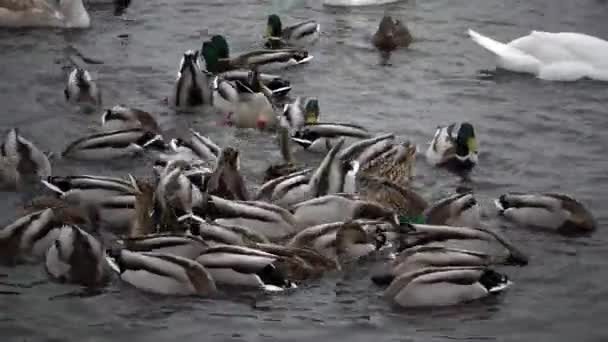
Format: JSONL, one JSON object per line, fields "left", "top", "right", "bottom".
{"left": 0, "top": 1, "right": 600, "bottom": 309}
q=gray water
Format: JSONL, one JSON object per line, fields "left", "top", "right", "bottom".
{"left": 1, "top": 0, "right": 608, "bottom": 341}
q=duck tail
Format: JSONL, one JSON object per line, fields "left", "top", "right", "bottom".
{"left": 41, "top": 178, "right": 65, "bottom": 197}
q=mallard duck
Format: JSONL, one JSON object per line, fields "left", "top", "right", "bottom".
{"left": 61, "top": 128, "right": 165, "bottom": 160}
{"left": 170, "top": 50, "right": 213, "bottom": 109}
{"left": 288, "top": 221, "right": 387, "bottom": 265}
{"left": 206, "top": 147, "right": 249, "bottom": 201}
{"left": 213, "top": 71, "right": 277, "bottom": 130}
{"left": 0, "top": 208, "right": 61, "bottom": 264}
{"left": 382, "top": 266, "right": 511, "bottom": 308}
{"left": 118, "top": 233, "right": 209, "bottom": 260}
{"left": 218, "top": 69, "right": 292, "bottom": 97}
{"left": 264, "top": 125, "right": 302, "bottom": 182}
{"left": 425, "top": 122, "right": 478, "bottom": 172}
{"left": 101, "top": 105, "right": 160, "bottom": 134}
{"left": 424, "top": 192, "right": 482, "bottom": 228}
{"left": 356, "top": 175, "right": 428, "bottom": 219}
{"left": 64, "top": 67, "right": 101, "bottom": 112}
{"left": 42, "top": 175, "right": 137, "bottom": 198}
{"left": 264, "top": 14, "right": 320, "bottom": 49}
{"left": 203, "top": 195, "right": 299, "bottom": 241}
{"left": 194, "top": 244, "right": 295, "bottom": 291}
{"left": 0, "top": 0, "right": 90, "bottom": 28}
{"left": 169, "top": 128, "right": 220, "bottom": 163}
{"left": 468, "top": 29, "right": 608, "bottom": 81}
{"left": 192, "top": 220, "right": 270, "bottom": 247}
{"left": 201, "top": 35, "right": 312, "bottom": 74}
{"left": 398, "top": 223, "right": 529, "bottom": 266}
{"left": 291, "top": 194, "right": 399, "bottom": 229}
{"left": 106, "top": 249, "right": 217, "bottom": 296}
{"left": 494, "top": 192, "right": 596, "bottom": 235}
{"left": 255, "top": 242, "right": 338, "bottom": 280}
{"left": 0, "top": 128, "right": 52, "bottom": 190}
{"left": 45, "top": 225, "right": 109, "bottom": 287}
{"left": 372, "top": 15, "right": 412, "bottom": 53}
{"left": 358, "top": 139, "right": 417, "bottom": 187}
{"left": 280, "top": 96, "right": 320, "bottom": 133}
{"left": 155, "top": 160, "right": 205, "bottom": 227}
{"left": 291, "top": 122, "right": 371, "bottom": 152}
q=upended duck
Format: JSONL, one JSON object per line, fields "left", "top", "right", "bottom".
{"left": 0, "top": 0, "right": 91, "bottom": 28}
{"left": 468, "top": 29, "right": 608, "bottom": 82}
{"left": 0, "top": 128, "right": 52, "bottom": 190}
{"left": 495, "top": 192, "right": 596, "bottom": 235}
{"left": 170, "top": 50, "right": 214, "bottom": 109}
{"left": 64, "top": 67, "right": 102, "bottom": 112}
{"left": 380, "top": 265, "right": 512, "bottom": 308}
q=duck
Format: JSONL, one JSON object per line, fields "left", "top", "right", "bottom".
{"left": 372, "top": 15, "right": 412, "bottom": 53}
{"left": 264, "top": 125, "right": 301, "bottom": 182}
{"left": 205, "top": 147, "right": 249, "bottom": 201}
{"left": 194, "top": 244, "right": 296, "bottom": 291}
{"left": 280, "top": 96, "right": 320, "bottom": 133}
{"left": 288, "top": 221, "right": 387, "bottom": 265}
{"left": 0, "top": 208, "right": 62, "bottom": 265}
{"left": 264, "top": 14, "right": 320, "bottom": 49}
{"left": 263, "top": 139, "right": 345, "bottom": 208}
{"left": 106, "top": 249, "right": 217, "bottom": 296}
{"left": 381, "top": 266, "right": 512, "bottom": 308}
{"left": 254, "top": 242, "right": 339, "bottom": 280}
{"left": 61, "top": 128, "right": 166, "bottom": 160}
{"left": 118, "top": 233, "right": 209, "bottom": 260}
{"left": 154, "top": 160, "right": 205, "bottom": 228}
{"left": 425, "top": 122, "right": 478, "bottom": 172}
{"left": 64, "top": 67, "right": 101, "bottom": 112}
{"left": 45, "top": 224, "right": 109, "bottom": 287}
{"left": 291, "top": 194, "right": 400, "bottom": 229}
{"left": 200, "top": 35, "right": 313, "bottom": 74}
{"left": 213, "top": 70, "right": 278, "bottom": 130}
{"left": 170, "top": 50, "right": 213, "bottom": 109}
{"left": 101, "top": 105, "right": 161, "bottom": 134}
{"left": 0, "top": 0, "right": 90, "bottom": 28}
{"left": 168, "top": 129, "right": 220, "bottom": 163}
{"left": 357, "top": 139, "right": 417, "bottom": 187}
{"left": 291, "top": 122, "right": 371, "bottom": 152}
{"left": 0, "top": 128, "right": 52, "bottom": 190}
{"left": 218, "top": 69, "right": 292, "bottom": 97}
{"left": 356, "top": 176, "right": 429, "bottom": 219}
{"left": 494, "top": 192, "right": 596, "bottom": 235}
{"left": 202, "top": 195, "right": 299, "bottom": 241}
{"left": 423, "top": 192, "right": 482, "bottom": 228}
{"left": 42, "top": 175, "right": 137, "bottom": 199}
{"left": 398, "top": 223, "right": 529, "bottom": 266}
{"left": 468, "top": 29, "right": 608, "bottom": 81}
{"left": 191, "top": 220, "right": 270, "bottom": 247}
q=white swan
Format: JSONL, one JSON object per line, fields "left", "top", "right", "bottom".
{"left": 468, "top": 29, "right": 608, "bottom": 81}
{"left": 0, "top": 0, "right": 90, "bottom": 28}
{"left": 323, "top": 0, "right": 402, "bottom": 7}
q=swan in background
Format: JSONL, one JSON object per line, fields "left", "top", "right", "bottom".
{"left": 323, "top": 0, "right": 402, "bottom": 6}
{"left": 0, "top": 0, "right": 91, "bottom": 28}
{"left": 468, "top": 29, "right": 608, "bottom": 81}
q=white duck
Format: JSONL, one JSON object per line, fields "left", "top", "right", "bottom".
{"left": 0, "top": 0, "right": 90, "bottom": 28}
{"left": 468, "top": 29, "right": 608, "bottom": 81}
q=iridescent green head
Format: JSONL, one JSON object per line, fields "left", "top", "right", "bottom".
{"left": 266, "top": 14, "right": 282, "bottom": 37}
{"left": 201, "top": 41, "right": 220, "bottom": 73}
{"left": 399, "top": 215, "right": 425, "bottom": 225}
{"left": 455, "top": 122, "right": 477, "bottom": 156}
{"left": 210, "top": 35, "right": 230, "bottom": 59}
{"left": 304, "top": 98, "right": 320, "bottom": 124}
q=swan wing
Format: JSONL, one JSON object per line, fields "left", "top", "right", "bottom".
{"left": 468, "top": 29, "right": 541, "bottom": 74}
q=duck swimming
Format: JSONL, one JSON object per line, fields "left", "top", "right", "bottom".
{"left": 264, "top": 14, "right": 320, "bottom": 49}
{"left": 201, "top": 35, "right": 313, "bottom": 74}
{"left": 0, "top": 128, "right": 52, "bottom": 190}
{"left": 62, "top": 128, "right": 165, "bottom": 161}
{"left": 101, "top": 105, "right": 161, "bottom": 134}
{"left": 0, "top": 0, "right": 91, "bottom": 28}
{"left": 372, "top": 15, "right": 412, "bottom": 53}
{"left": 495, "top": 192, "right": 596, "bottom": 235}
{"left": 64, "top": 67, "right": 101, "bottom": 112}
{"left": 425, "top": 122, "right": 478, "bottom": 172}
{"left": 468, "top": 29, "right": 608, "bottom": 81}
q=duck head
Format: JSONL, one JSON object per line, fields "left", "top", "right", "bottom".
{"left": 454, "top": 122, "right": 478, "bottom": 159}
{"left": 304, "top": 98, "right": 320, "bottom": 124}
{"left": 266, "top": 14, "right": 283, "bottom": 38}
